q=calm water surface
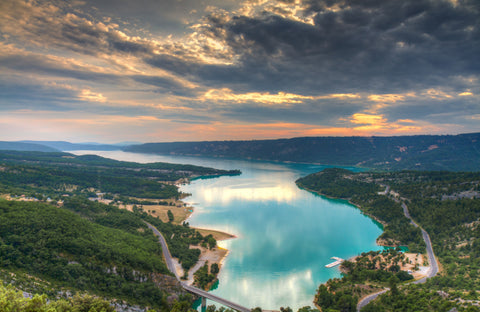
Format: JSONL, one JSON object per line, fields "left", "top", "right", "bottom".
{"left": 72, "top": 151, "right": 382, "bottom": 310}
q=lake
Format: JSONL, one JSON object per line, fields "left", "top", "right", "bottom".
{"left": 71, "top": 150, "right": 382, "bottom": 310}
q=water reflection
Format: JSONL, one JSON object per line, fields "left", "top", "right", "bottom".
{"left": 71, "top": 151, "right": 382, "bottom": 310}
{"left": 201, "top": 184, "right": 297, "bottom": 204}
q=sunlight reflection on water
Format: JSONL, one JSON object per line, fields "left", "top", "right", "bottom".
{"left": 70, "top": 150, "right": 382, "bottom": 310}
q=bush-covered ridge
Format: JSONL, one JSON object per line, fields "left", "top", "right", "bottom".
{"left": 0, "top": 282, "right": 115, "bottom": 312}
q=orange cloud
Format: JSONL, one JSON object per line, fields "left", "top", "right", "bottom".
{"left": 202, "top": 88, "right": 360, "bottom": 105}
{"left": 367, "top": 92, "right": 416, "bottom": 103}
{"left": 203, "top": 88, "right": 315, "bottom": 104}
{"left": 343, "top": 113, "right": 428, "bottom": 135}
{"left": 423, "top": 88, "right": 453, "bottom": 99}
{"left": 79, "top": 89, "right": 107, "bottom": 103}
{"left": 349, "top": 113, "right": 387, "bottom": 125}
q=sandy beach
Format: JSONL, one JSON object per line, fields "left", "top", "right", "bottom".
{"left": 114, "top": 194, "right": 236, "bottom": 287}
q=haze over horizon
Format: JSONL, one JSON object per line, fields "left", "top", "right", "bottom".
{"left": 1, "top": 0, "right": 479, "bottom": 144}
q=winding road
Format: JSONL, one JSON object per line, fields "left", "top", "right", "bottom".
{"left": 145, "top": 222, "right": 251, "bottom": 312}
{"left": 356, "top": 198, "right": 439, "bottom": 311}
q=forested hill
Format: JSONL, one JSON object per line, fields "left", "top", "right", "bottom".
{"left": 0, "top": 150, "right": 240, "bottom": 310}
{"left": 124, "top": 132, "right": 480, "bottom": 171}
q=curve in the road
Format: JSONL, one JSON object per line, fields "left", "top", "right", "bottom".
{"left": 145, "top": 221, "right": 251, "bottom": 312}
{"left": 357, "top": 198, "right": 439, "bottom": 311}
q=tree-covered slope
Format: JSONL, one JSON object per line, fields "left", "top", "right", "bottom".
{"left": 296, "top": 168, "right": 425, "bottom": 251}
{"left": 0, "top": 150, "right": 241, "bottom": 310}
{"left": 0, "top": 150, "right": 240, "bottom": 200}
{"left": 297, "top": 169, "right": 480, "bottom": 311}
{"left": 0, "top": 199, "right": 173, "bottom": 308}
{"left": 125, "top": 132, "right": 480, "bottom": 171}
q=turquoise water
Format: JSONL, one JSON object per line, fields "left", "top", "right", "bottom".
{"left": 72, "top": 151, "right": 382, "bottom": 310}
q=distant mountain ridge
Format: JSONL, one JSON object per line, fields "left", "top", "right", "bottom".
{"left": 19, "top": 140, "right": 125, "bottom": 151}
{"left": 0, "top": 141, "right": 59, "bottom": 152}
{"left": 124, "top": 133, "right": 480, "bottom": 171}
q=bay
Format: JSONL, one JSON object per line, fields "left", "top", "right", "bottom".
{"left": 71, "top": 150, "right": 382, "bottom": 310}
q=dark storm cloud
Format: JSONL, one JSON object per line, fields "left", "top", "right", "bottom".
{"left": 0, "top": 78, "right": 85, "bottom": 110}
{"left": 77, "top": 0, "right": 241, "bottom": 36}
{"left": 176, "top": 0, "right": 480, "bottom": 94}
{"left": 384, "top": 96, "right": 480, "bottom": 124}
{"left": 1, "top": 0, "right": 479, "bottom": 140}
{"left": 131, "top": 75, "right": 198, "bottom": 97}
{"left": 0, "top": 52, "right": 118, "bottom": 83}
{"left": 0, "top": 48, "right": 197, "bottom": 99}
{"left": 145, "top": 54, "right": 198, "bottom": 77}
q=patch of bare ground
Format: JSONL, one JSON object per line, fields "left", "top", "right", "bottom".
{"left": 376, "top": 237, "right": 401, "bottom": 247}
{"left": 117, "top": 198, "right": 192, "bottom": 225}
{"left": 348, "top": 252, "right": 427, "bottom": 280}
{"left": 115, "top": 195, "right": 236, "bottom": 287}
{"left": 195, "top": 228, "right": 236, "bottom": 241}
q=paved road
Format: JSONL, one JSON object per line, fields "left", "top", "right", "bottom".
{"left": 356, "top": 200, "right": 439, "bottom": 311}
{"left": 182, "top": 283, "right": 251, "bottom": 312}
{"left": 401, "top": 203, "right": 438, "bottom": 281}
{"left": 145, "top": 222, "right": 179, "bottom": 279}
{"left": 146, "top": 221, "right": 251, "bottom": 312}
{"left": 357, "top": 289, "right": 389, "bottom": 310}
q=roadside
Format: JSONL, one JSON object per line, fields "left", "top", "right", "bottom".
{"left": 356, "top": 191, "right": 439, "bottom": 311}
{"left": 116, "top": 191, "right": 237, "bottom": 288}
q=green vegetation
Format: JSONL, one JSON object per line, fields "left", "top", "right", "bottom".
{"left": 193, "top": 262, "right": 217, "bottom": 290}
{"left": 0, "top": 199, "right": 171, "bottom": 308}
{"left": 0, "top": 150, "right": 239, "bottom": 201}
{"left": 315, "top": 249, "right": 413, "bottom": 312}
{"left": 0, "top": 150, "right": 240, "bottom": 310}
{"left": 0, "top": 282, "right": 114, "bottom": 312}
{"left": 296, "top": 168, "right": 480, "bottom": 311}
{"left": 297, "top": 168, "right": 425, "bottom": 252}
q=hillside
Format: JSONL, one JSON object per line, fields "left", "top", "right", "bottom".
{"left": 19, "top": 140, "right": 125, "bottom": 151}
{"left": 0, "top": 141, "right": 59, "bottom": 152}
{"left": 0, "top": 151, "right": 241, "bottom": 311}
{"left": 297, "top": 169, "right": 480, "bottom": 311}
{"left": 124, "top": 133, "right": 480, "bottom": 171}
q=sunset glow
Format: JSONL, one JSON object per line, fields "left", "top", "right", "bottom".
{"left": 0, "top": 0, "right": 479, "bottom": 142}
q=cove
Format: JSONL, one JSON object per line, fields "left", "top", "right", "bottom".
{"left": 71, "top": 151, "right": 383, "bottom": 310}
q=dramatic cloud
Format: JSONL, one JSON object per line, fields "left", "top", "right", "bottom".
{"left": 0, "top": 0, "right": 479, "bottom": 142}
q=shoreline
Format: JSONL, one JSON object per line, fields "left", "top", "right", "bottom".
{"left": 297, "top": 185, "right": 389, "bottom": 243}
{"left": 113, "top": 189, "right": 237, "bottom": 289}
{"left": 172, "top": 186, "right": 237, "bottom": 289}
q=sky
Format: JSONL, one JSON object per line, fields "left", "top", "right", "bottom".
{"left": 0, "top": 0, "right": 479, "bottom": 143}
